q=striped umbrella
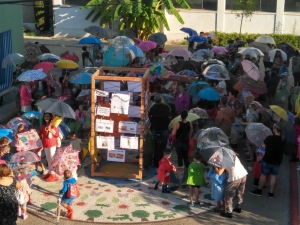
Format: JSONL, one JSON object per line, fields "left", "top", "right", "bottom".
{"left": 137, "top": 41, "right": 157, "bottom": 51}
{"left": 38, "top": 53, "right": 61, "bottom": 63}
{"left": 133, "top": 38, "right": 142, "bottom": 44}
{"left": 148, "top": 33, "right": 167, "bottom": 45}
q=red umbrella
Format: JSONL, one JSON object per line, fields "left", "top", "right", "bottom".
{"left": 33, "top": 62, "right": 54, "bottom": 73}
{"left": 162, "top": 74, "right": 196, "bottom": 83}
{"left": 60, "top": 51, "right": 79, "bottom": 62}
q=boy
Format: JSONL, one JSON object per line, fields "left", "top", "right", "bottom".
{"left": 186, "top": 152, "right": 206, "bottom": 206}
{"left": 155, "top": 149, "right": 176, "bottom": 193}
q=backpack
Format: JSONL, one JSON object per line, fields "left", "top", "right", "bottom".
{"left": 178, "top": 122, "right": 190, "bottom": 142}
{"left": 66, "top": 183, "right": 80, "bottom": 198}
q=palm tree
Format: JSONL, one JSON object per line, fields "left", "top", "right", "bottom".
{"left": 83, "top": 0, "right": 191, "bottom": 39}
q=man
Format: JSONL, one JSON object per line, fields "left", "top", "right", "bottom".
{"left": 81, "top": 46, "right": 94, "bottom": 67}
{"left": 249, "top": 122, "right": 285, "bottom": 197}
{"left": 148, "top": 95, "right": 171, "bottom": 167}
{"left": 215, "top": 96, "right": 235, "bottom": 137}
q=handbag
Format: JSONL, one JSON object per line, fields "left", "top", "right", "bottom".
{"left": 15, "top": 190, "right": 25, "bottom": 205}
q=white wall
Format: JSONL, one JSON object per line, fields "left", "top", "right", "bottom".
{"left": 284, "top": 13, "right": 300, "bottom": 34}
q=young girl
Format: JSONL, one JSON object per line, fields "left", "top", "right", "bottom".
{"left": 15, "top": 124, "right": 26, "bottom": 152}
{"left": 186, "top": 152, "right": 206, "bottom": 206}
{"left": 59, "top": 169, "right": 77, "bottom": 220}
{"left": 208, "top": 166, "right": 226, "bottom": 212}
{"left": 17, "top": 168, "right": 32, "bottom": 220}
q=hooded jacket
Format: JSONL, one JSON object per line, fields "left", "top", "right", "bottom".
{"left": 215, "top": 107, "right": 235, "bottom": 137}
{"left": 158, "top": 157, "right": 173, "bottom": 183}
{"left": 59, "top": 177, "right": 77, "bottom": 200}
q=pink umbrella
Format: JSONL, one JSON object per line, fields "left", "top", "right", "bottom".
{"left": 137, "top": 41, "right": 157, "bottom": 51}
{"left": 168, "top": 48, "right": 192, "bottom": 59}
{"left": 211, "top": 46, "right": 228, "bottom": 54}
{"left": 133, "top": 38, "right": 142, "bottom": 45}
{"left": 6, "top": 117, "right": 30, "bottom": 132}
{"left": 33, "top": 62, "right": 55, "bottom": 73}
{"left": 50, "top": 145, "right": 80, "bottom": 176}
{"left": 241, "top": 60, "right": 260, "bottom": 81}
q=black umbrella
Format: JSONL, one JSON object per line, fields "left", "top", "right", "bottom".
{"left": 277, "top": 42, "right": 296, "bottom": 58}
{"left": 170, "top": 60, "right": 202, "bottom": 73}
{"left": 195, "top": 42, "right": 212, "bottom": 50}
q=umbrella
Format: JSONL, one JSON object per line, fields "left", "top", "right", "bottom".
{"left": 24, "top": 42, "right": 42, "bottom": 62}
{"left": 6, "top": 117, "right": 30, "bottom": 132}
{"left": 162, "top": 74, "right": 195, "bottom": 83}
{"left": 84, "top": 26, "right": 109, "bottom": 39}
{"left": 38, "top": 53, "right": 61, "bottom": 63}
{"left": 148, "top": 32, "right": 167, "bottom": 45}
{"left": 238, "top": 47, "right": 264, "bottom": 57}
{"left": 274, "top": 88, "right": 290, "bottom": 103}
{"left": 161, "top": 94, "right": 175, "bottom": 104}
{"left": 190, "top": 49, "right": 214, "bottom": 62}
{"left": 202, "top": 32, "right": 218, "bottom": 40}
{"left": 137, "top": 40, "right": 157, "bottom": 51}
{"left": 188, "top": 35, "right": 207, "bottom": 43}
{"left": 50, "top": 145, "right": 80, "bottom": 175}
{"left": 76, "top": 89, "right": 91, "bottom": 101}
{"left": 270, "top": 105, "right": 288, "bottom": 121}
{"left": 241, "top": 60, "right": 260, "bottom": 81}
{"left": 177, "top": 70, "right": 198, "bottom": 76}
{"left": 0, "top": 129, "right": 14, "bottom": 142}
{"left": 55, "top": 60, "right": 79, "bottom": 69}
{"left": 255, "top": 35, "right": 276, "bottom": 45}
{"left": 239, "top": 75, "right": 267, "bottom": 95}
{"left": 110, "top": 36, "right": 134, "bottom": 47}
{"left": 69, "top": 72, "right": 93, "bottom": 84}
{"left": 180, "top": 27, "right": 198, "bottom": 36}
{"left": 124, "top": 44, "right": 144, "bottom": 57}
{"left": 33, "top": 62, "right": 54, "bottom": 73}
{"left": 197, "top": 127, "right": 229, "bottom": 148}
{"left": 203, "top": 64, "right": 230, "bottom": 81}
{"left": 211, "top": 46, "right": 228, "bottom": 54}
{"left": 187, "top": 81, "right": 209, "bottom": 97}
{"left": 201, "top": 144, "right": 236, "bottom": 168}
{"left": 112, "top": 47, "right": 135, "bottom": 61}
{"left": 168, "top": 48, "right": 192, "bottom": 59}
{"left": 22, "top": 111, "right": 42, "bottom": 120}
{"left": 268, "top": 49, "right": 288, "bottom": 61}
{"left": 198, "top": 88, "right": 220, "bottom": 101}
{"left": 10, "top": 151, "right": 40, "bottom": 163}
{"left": 17, "top": 70, "right": 47, "bottom": 82}
{"left": 195, "top": 42, "right": 212, "bottom": 50}
{"left": 82, "top": 67, "right": 97, "bottom": 74}
{"left": 104, "top": 48, "right": 130, "bottom": 67}
{"left": 277, "top": 42, "right": 296, "bottom": 58}
{"left": 2, "top": 53, "right": 24, "bottom": 68}
{"left": 59, "top": 122, "right": 70, "bottom": 138}
{"left": 78, "top": 36, "right": 102, "bottom": 45}
{"left": 249, "top": 42, "right": 271, "bottom": 56}
{"left": 45, "top": 101, "right": 76, "bottom": 119}
{"left": 171, "top": 60, "right": 202, "bottom": 72}
{"left": 149, "top": 64, "right": 168, "bottom": 75}
{"left": 133, "top": 38, "right": 142, "bottom": 44}
{"left": 245, "top": 123, "right": 272, "bottom": 147}
{"left": 189, "top": 107, "right": 209, "bottom": 119}
{"left": 35, "top": 98, "right": 58, "bottom": 110}
{"left": 60, "top": 51, "right": 79, "bottom": 63}
{"left": 169, "top": 113, "right": 200, "bottom": 128}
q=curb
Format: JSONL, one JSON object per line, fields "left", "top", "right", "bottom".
{"left": 290, "top": 162, "right": 299, "bottom": 225}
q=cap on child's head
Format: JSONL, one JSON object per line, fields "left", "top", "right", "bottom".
{"left": 64, "top": 169, "right": 72, "bottom": 179}
{"left": 193, "top": 152, "right": 201, "bottom": 161}
{"left": 163, "top": 148, "right": 172, "bottom": 155}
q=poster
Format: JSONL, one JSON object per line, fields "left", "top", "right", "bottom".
{"left": 118, "top": 91, "right": 133, "bottom": 104}
{"left": 111, "top": 93, "right": 130, "bottom": 114}
{"left": 120, "top": 136, "right": 139, "bottom": 150}
{"left": 95, "top": 90, "right": 109, "bottom": 102}
{"left": 97, "top": 136, "right": 115, "bottom": 150}
{"left": 118, "top": 121, "right": 137, "bottom": 134}
{"left": 128, "top": 82, "right": 142, "bottom": 92}
{"left": 95, "top": 119, "right": 114, "bottom": 133}
{"left": 17, "top": 130, "right": 42, "bottom": 151}
{"left": 104, "top": 81, "right": 120, "bottom": 92}
{"left": 96, "top": 106, "right": 110, "bottom": 117}
{"left": 128, "top": 106, "right": 141, "bottom": 117}
{"left": 107, "top": 149, "right": 125, "bottom": 162}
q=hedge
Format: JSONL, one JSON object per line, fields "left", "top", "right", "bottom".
{"left": 213, "top": 32, "right": 300, "bottom": 48}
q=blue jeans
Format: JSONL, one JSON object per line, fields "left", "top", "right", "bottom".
{"left": 261, "top": 161, "right": 280, "bottom": 176}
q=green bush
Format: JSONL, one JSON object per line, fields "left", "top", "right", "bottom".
{"left": 213, "top": 32, "right": 300, "bottom": 48}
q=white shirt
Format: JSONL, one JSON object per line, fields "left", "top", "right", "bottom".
{"left": 216, "top": 81, "right": 227, "bottom": 96}
{"left": 225, "top": 156, "right": 248, "bottom": 182}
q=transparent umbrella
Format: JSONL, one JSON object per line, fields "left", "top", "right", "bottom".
{"left": 245, "top": 123, "right": 272, "bottom": 147}
{"left": 197, "top": 127, "right": 229, "bottom": 148}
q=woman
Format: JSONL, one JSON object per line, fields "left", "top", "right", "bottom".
{"left": 174, "top": 83, "right": 190, "bottom": 115}
{"left": 20, "top": 82, "right": 33, "bottom": 113}
{"left": 171, "top": 110, "right": 193, "bottom": 168}
{"left": 40, "top": 113, "right": 59, "bottom": 182}
{"left": 0, "top": 164, "right": 21, "bottom": 225}
{"left": 272, "top": 51, "right": 283, "bottom": 74}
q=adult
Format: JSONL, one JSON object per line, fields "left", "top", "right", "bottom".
{"left": 250, "top": 122, "right": 285, "bottom": 197}
{"left": 0, "top": 164, "right": 21, "bottom": 225}
{"left": 228, "top": 90, "right": 243, "bottom": 118}
{"left": 20, "top": 82, "right": 33, "bottom": 113}
{"left": 174, "top": 83, "right": 190, "bottom": 115}
{"left": 171, "top": 110, "right": 193, "bottom": 168}
{"left": 291, "top": 50, "right": 300, "bottom": 86}
{"left": 41, "top": 113, "right": 59, "bottom": 182}
{"left": 215, "top": 96, "right": 235, "bottom": 137}
{"left": 81, "top": 46, "right": 94, "bottom": 67}
{"left": 214, "top": 80, "right": 227, "bottom": 97}
{"left": 217, "top": 155, "right": 248, "bottom": 218}
{"left": 148, "top": 95, "right": 171, "bottom": 167}
{"left": 272, "top": 50, "right": 283, "bottom": 74}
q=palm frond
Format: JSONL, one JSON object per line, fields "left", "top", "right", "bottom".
{"left": 174, "top": 0, "right": 190, "bottom": 10}
{"left": 154, "top": 9, "right": 170, "bottom": 30}
{"left": 168, "top": 6, "right": 184, "bottom": 24}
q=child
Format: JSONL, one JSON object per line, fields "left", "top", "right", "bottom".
{"left": 0, "top": 145, "right": 17, "bottom": 169}
{"left": 75, "top": 104, "right": 86, "bottom": 138}
{"left": 15, "top": 124, "right": 26, "bottom": 152}
{"left": 59, "top": 169, "right": 77, "bottom": 220}
{"left": 17, "top": 168, "right": 32, "bottom": 220}
{"left": 155, "top": 149, "right": 176, "bottom": 193}
{"left": 0, "top": 137, "right": 9, "bottom": 147}
{"left": 186, "top": 152, "right": 206, "bottom": 206}
{"left": 69, "top": 132, "right": 81, "bottom": 179}
{"left": 208, "top": 166, "right": 226, "bottom": 212}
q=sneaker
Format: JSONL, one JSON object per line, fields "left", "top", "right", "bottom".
{"left": 268, "top": 192, "right": 274, "bottom": 198}
{"left": 249, "top": 189, "right": 262, "bottom": 196}
{"left": 252, "top": 184, "right": 258, "bottom": 188}
{"left": 187, "top": 201, "right": 195, "bottom": 206}
{"left": 220, "top": 212, "right": 232, "bottom": 218}
{"left": 154, "top": 182, "right": 159, "bottom": 190}
{"left": 46, "top": 174, "right": 58, "bottom": 182}
{"left": 194, "top": 201, "right": 200, "bottom": 207}
{"left": 233, "top": 207, "right": 241, "bottom": 213}
{"left": 22, "top": 213, "right": 28, "bottom": 220}
{"left": 18, "top": 207, "right": 22, "bottom": 217}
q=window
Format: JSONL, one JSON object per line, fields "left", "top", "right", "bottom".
{"left": 174, "top": 0, "right": 217, "bottom": 10}
{"left": 226, "top": 0, "right": 276, "bottom": 13}
{"left": 285, "top": 0, "right": 300, "bottom": 12}
{"left": 62, "top": 0, "right": 89, "bottom": 6}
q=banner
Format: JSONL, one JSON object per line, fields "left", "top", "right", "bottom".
{"left": 17, "top": 130, "right": 42, "bottom": 151}
{"left": 95, "top": 119, "right": 114, "bottom": 133}
{"left": 107, "top": 150, "right": 125, "bottom": 162}
{"left": 120, "top": 136, "right": 139, "bottom": 150}
{"left": 96, "top": 136, "right": 115, "bottom": 150}
{"left": 118, "top": 121, "right": 137, "bottom": 134}
{"left": 111, "top": 93, "right": 130, "bottom": 115}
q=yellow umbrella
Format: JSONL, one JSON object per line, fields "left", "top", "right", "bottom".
{"left": 169, "top": 113, "right": 200, "bottom": 129}
{"left": 270, "top": 105, "right": 288, "bottom": 121}
{"left": 55, "top": 60, "right": 79, "bottom": 69}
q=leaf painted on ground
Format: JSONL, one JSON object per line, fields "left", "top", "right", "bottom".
{"left": 98, "top": 184, "right": 107, "bottom": 187}
{"left": 159, "top": 193, "right": 168, "bottom": 199}
{"left": 112, "top": 197, "right": 119, "bottom": 203}
{"left": 143, "top": 196, "right": 153, "bottom": 203}
{"left": 153, "top": 211, "right": 176, "bottom": 220}
{"left": 135, "top": 204, "right": 150, "bottom": 207}
{"left": 84, "top": 210, "right": 103, "bottom": 218}
{"left": 96, "top": 197, "right": 107, "bottom": 202}
{"left": 131, "top": 196, "right": 140, "bottom": 203}
{"left": 87, "top": 181, "right": 95, "bottom": 184}
{"left": 107, "top": 214, "right": 133, "bottom": 221}
{"left": 81, "top": 194, "right": 89, "bottom": 201}
{"left": 41, "top": 202, "right": 57, "bottom": 210}
{"left": 117, "top": 185, "right": 125, "bottom": 188}
{"left": 173, "top": 205, "right": 191, "bottom": 212}
{"left": 95, "top": 204, "right": 110, "bottom": 208}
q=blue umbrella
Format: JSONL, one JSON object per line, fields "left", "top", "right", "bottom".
{"left": 198, "top": 88, "right": 220, "bottom": 101}
{"left": 177, "top": 70, "right": 198, "bottom": 76}
{"left": 78, "top": 37, "right": 102, "bottom": 45}
{"left": 22, "top": 111, "right": 42, "bottom": 120}
{"left": 17, "top": 70, "right": 47, "bottom": 82}
{"left": 124, "top": 44, "right": 144, "bottom": 57}
{"left": 162, "top": 94, "right": 175, "bottom": 104}
{"left": 104, "top": 48, "right": 130, "bottom": 67}
{"left": 69, "top": 72, "right": 93, "bottom": 84}
{"left": 188, "top": 35, "right": 207, "bottom": 43}
{"left": 84, "top": 26, "right": 109, "bottom": 39}
{"left": 187, "top": 81, "right": 210, "bottom": 97}
{"left": 148, "top": 32, "right": 167, "bottom": 45}
{"left": 0, "top": 129, "right": 14, "bottom": 142}
{"left": 180, "top": 27, "right": 198, "bottom": 37}
{"left": 59, "top": 122, "right": 70, "bottom": 138}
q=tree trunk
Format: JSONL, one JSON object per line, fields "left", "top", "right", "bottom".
{"left": 239, "top": 14, "right": 244, "bottom": 37}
